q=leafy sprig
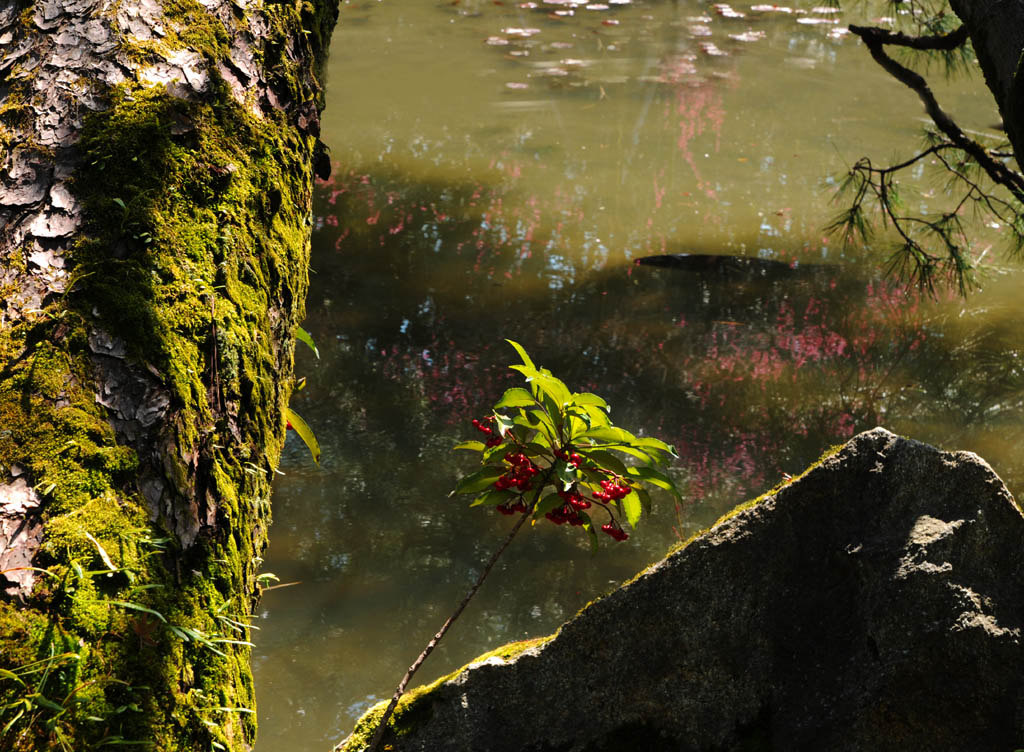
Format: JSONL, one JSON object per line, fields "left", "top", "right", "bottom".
{"left": 451, "top": 340, "right": 682, "bottom": 546}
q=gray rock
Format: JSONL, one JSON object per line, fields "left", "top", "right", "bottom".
{"left": 342, "top": 428, "right": 1024, "bottom": 751}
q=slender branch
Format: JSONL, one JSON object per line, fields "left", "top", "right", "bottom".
{"left": 871, "top": 143, "right": 956, "bottom": 176}
{"left": 365, "top": 482, "right": 545, "bottom": 752}
{"left": 848, "top": 23, "right": 969, "bottom": 51}
{"left": 849, "top": 24, "right": 1024, "bottom": 202}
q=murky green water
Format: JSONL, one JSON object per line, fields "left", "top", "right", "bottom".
{"left": 251, "top": 2, "right": 1021, "bottom": 749}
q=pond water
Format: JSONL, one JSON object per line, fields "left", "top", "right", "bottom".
{"left": 251, "top": 2, "right": 1022, "bottom": 749}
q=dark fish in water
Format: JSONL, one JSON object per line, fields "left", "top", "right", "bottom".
{"left": 635, "top": 253, "right": 826, "bottom": 282}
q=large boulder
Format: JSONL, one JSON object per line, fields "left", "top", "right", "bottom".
{"left": 339, "top": 428, "right": 1024, "bottom": 751}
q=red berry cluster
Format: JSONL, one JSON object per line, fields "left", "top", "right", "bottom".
{"left": 557, "top": 487, "right": 590, "bottom": 510}
{"left": 545, "top": 504, "right": 585, "bottom": 526}
{"left": 493, "top": 452, "right": 539, "bottom": 492}
{"left": 554, "top": 449, "right": 584, "bottom": 468}
{"left": 497, "top": 500, "right": 529, "bottom": 516}
{"left": 472, "top": 416, "right": 505, "bottom": 447}
{"left": 594, "top": 479, "right": 630, "bottom": 502}
{"left": 600, "top": 522, "right": 629, "bottom": 541}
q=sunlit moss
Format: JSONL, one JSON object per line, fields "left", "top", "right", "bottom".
{"left": 0, "top": 0, "right": 340, "bottom": 748}
{"left": 337, "top": 636, "right": 553, "bottom": 752}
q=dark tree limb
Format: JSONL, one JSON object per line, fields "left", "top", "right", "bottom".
{"left": 848, "top": 23, "right": 969, "bottom": 50}
{"left": 849, "top": 23, "right": 1024, "bottom": 202}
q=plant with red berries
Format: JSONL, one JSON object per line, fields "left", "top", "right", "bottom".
{"left": 366, "top": 340, "right": 682, "bottom": 751}
{"left": 451, "top": 340, "right": 681, "bottom": 548}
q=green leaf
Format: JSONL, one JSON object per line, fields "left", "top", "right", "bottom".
{"left": 579, "top": 449, "right": 628, "bottom": 477}
{"left": 533, "top": 492, "right": 564, "bottom": 518}
{"left": 469, "top": 489, "right": 516, "bottom": 507}
{"left": 579, "top": 512, "right": 599, "bottom": 554}
{"left": 636, "top": 485, "right": 653, "bottom": 516}
{"left": 110, "top": 601, "right": 167, "bottom": 623}
{"left": 522, "top": 441, "right": 553, "bottom": 457}
{"left": 555, "top": 461, "right": 579, "bottom": 489}
{"left": 453, "top": 440, "right": 486, "bottom": 452}
{"left": 450, "top": 465, "right": 506, "bottom": 496}
{"left": 622, "top": 489, "right": 642, "bottom": 528}
{"left": 494, "top": 412, "right": 515, "bottom": 436}
{"left": 494, "top": 387, "right": 536, "bottom": 409}
{"left": 515, "top": 406, "right": 557, "bottom": 444}
{"left": 539, "top": 391, "right": 564, "bottom": 433}
{"left": 567, "top": 412, "right": 590, "bottom": 437}
{"left": 482, "top": 442, "right": 511, "bottom": 463}
{"left": 285, "top": 407, "right": 321, "bottom": 465}
{"left": 295, "top": 326, "right": 320, "bottom": 359}
{"left": 509, "top": 364, "right": 541, "bottom": 383}
{"left": 595, "top": 444, "right": 654, "bottom": 463}
{"left": 533, "top": 372, "right": 573, "bottom": 411}
{"left": 580, "top": 404, "right": 611, "bottom": 429}
{"left": 579, "top": 467, "right": 610, "bottom": 486}
{"left": 626, "top": 466, "right": 682, "bottom": 499}
{"left": 571, "top": 392, "right": 609, "bottom": 409}
{"left": 28, "top": 693, "right": 64, "bottom": 713}
{"left": 506, "top": 339, "right": 536, "bottom": 370}
{"left": 633, "top": 436, "right": 678, "bottom": 457}
{"left": 578, "top": 426, "right": 638, "bottom": 444}
{"left": 0, "top": 668, "right": 24, "bottom": 684}
{"left": 112, "top": 197, "right": 126, "bottom": 210}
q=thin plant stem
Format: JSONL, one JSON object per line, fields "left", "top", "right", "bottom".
{"left": 365, "top": 484, "right": 543, "bottom": 752}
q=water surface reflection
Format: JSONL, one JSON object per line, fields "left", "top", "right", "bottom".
{"left": 252, "top": 2, "right": 1022, "bottom": 749}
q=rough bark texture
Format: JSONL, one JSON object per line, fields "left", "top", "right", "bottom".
{"left": 949, "top": 0, "right": 1024, "bottom": 166}
{"left": 0, "top": 0, "right": 338, "bottom": 749}
{"left": 340, "top": 428, "right": 1024, "bottom": 752}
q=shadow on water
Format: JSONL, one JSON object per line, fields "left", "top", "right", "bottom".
{"left": 258, "top": 166, "right": 1024, "bottom": 752}
{"left": 253, "top": 0, "right": 1024, "bottom": 747}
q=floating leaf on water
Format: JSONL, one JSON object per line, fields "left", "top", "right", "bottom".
{"left": 502, "top": 27, "right": 542, "bottom": 37}
{"left": 505, "top": 81, "right": 530, "bottom": 89}
{"left": 601, "top": 18, "right": 619, "bottom": 25}
{"left": 751, "top": 4, "right": 792, "bottom": 12}
{"left": 729, "top": 30, "right": 766, "bottom": 42}
{"left": 486, "top": 36, "right": 510, "bottom": 45}
{"left": 810, "top": 6, "right": 841, "bottom": 13}
{"left": 797, "top": 16, "right": 839, "bottom": 24}
{"left": 699, "top": 41, "right": 729, "bottom": 56}
{"left": 585, "top": 3, "right": 610, "bottom": 9}
{"left": 827, "top": 27, "right": 850, "bottom": 39}
{"left": 688, "top": 24, "right": 713, "bottom": 38}
{"left": 712, "top": 3, "right": 745, "bottom": 19}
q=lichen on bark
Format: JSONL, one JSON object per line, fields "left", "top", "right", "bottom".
{"left": 0, "top": 0, "right": 340, "bottom": 749}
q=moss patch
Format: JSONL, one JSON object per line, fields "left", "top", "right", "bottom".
{"left": 0, "top": 0, "right": 342, "bottom": 748}
{"left": 337, "top": 636, "right": 553, "bottom": 752}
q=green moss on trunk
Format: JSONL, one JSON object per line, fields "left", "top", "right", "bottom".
{"left": 0, "top": 1, "right": 341, "bottom": 749}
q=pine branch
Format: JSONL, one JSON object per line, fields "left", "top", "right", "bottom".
{"left": 849, "top": 24, "right": 1024, "bottom": 203}
{"left": 849, "top": 23, "right": 969, "bottom": 51}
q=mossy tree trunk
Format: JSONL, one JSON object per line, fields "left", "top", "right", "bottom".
{"left": 0, "top": 1, "right": 339, "bottom": 749}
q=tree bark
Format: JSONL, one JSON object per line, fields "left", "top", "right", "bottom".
{"left": 949, "top": 0, "right": 1024, "bottom": 166}
{"left": 0, "top": 0, "right": 338, "bottom": 749}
